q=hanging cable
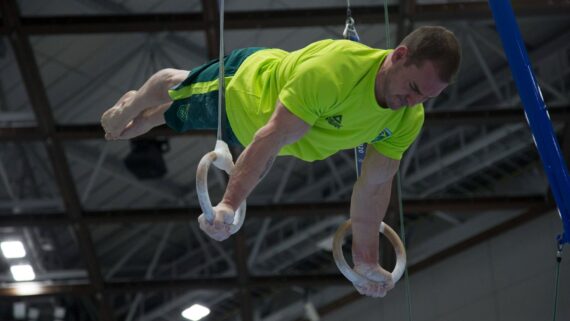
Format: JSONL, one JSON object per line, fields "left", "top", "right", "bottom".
{"left": 217, "top": 0, "right": 225, "bottom": 141}
{"left": 397, "top": 172, "right": 413, "bottom": 321}
{"left": 334, "top": 0, "right": 408, "bottom": 291}
{"left": 333, "top": 0, "right": 412, "bottom": 310}
{"left": 551, "top": 242, "right": 563, "bottom": 321}
{"left": 344, "top": 0, "right": 364, "bottom": 175}
{"left": 196, "top": 0, "right": 247, "bottom": 233}
{"left": 383, "top": 1, "right": 413, "bottom": 319}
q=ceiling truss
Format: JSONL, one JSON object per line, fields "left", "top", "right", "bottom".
{"left": 0, "top": 1, "right": 568, "bottom": 321}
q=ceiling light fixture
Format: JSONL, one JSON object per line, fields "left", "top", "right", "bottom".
{"left": 1, "top": 241, "right": 26, "bottom": 259}
{"left": 181, "top": 304, "right": 210, "bottom": 321}
{"left": 10, "top": 265, "right": 35, "bottom": 281}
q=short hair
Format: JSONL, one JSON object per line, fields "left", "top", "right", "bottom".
{"left": 400, "top": 26, "right": 461, "bottom": 83}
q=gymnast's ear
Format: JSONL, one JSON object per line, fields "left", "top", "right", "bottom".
{"left": 391, "top": 46, "right": 408, "bottom": 63}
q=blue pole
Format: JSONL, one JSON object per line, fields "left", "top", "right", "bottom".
{"left": 488, "top": 0, "right": 570, "bottom": 244}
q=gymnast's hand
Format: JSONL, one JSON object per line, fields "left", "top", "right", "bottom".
{"left": 352, "top": 262, "right": 394, "bottom": 298}
{"left": 198, "top": 202, "right": 235, "bottom": 241}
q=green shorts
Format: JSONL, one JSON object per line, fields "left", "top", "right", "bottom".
{"left": 164, "top": 47, "right": 266, "bottom": 147}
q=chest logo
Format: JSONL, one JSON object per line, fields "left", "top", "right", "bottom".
{"left": 371, "top": 128, "right": 392, "bottom": 143}
{"left": 326, "top": 115, "right": 343, "bottom": 129}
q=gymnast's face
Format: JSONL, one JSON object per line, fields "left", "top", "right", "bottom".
{"left": 377, "top": 47, "right": 448, "bottom": 110}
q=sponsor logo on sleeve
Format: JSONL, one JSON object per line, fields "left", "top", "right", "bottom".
{"left": 371, "top": 128, "right": 392, "bottom": 143}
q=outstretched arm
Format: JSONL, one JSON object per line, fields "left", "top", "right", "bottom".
{"left": 350, "top": 145, "right": 399, "bottom": 297}
{"left": 199, "top": 100, "right": 310, "bottom": 240}
{"left": 222, "top": 101, "right": 309, "bottom": 209}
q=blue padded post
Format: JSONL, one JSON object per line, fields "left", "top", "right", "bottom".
{"left": 488, "top": 0, "right": 570, "bottom": 244}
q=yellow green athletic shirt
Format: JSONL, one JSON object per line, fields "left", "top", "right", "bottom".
{"left": 226, "top": 39, "right": 424, "bottom": 162}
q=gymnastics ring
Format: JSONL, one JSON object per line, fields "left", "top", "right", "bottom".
{"left": 196, "top": 140, "right": 246, "bottom": 234}
{"left": 333, "top": 219, "right": 406, "bottom": 285}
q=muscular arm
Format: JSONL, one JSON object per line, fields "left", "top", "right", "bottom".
{"left": 221, "top": 100, "right": 310, "bottom": 210}
{"left": 350, "top": 146, "right": 400, "bottom": 265}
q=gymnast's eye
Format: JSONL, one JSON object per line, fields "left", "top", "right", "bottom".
{"left": 409, "top": 82, "right": 421, "bottom": 95}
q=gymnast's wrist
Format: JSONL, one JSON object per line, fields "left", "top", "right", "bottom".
{"left": 219, "top": 199, "right": 238, "bottom": 213}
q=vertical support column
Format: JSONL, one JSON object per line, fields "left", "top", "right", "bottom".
{"left": 396, "top": 0, "right": 415, "bottom": 44}
{"left": 201, "top": 0, "right": 220, "bottom": 59}
{"left": 488, "top": 0, "right": 570, "bottom": 244}
{"left": 0, "top": 1, "right": 115, "bottom": 319}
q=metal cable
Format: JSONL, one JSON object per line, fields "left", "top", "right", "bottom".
{"left": 382, "top": 1, "right": 411, "bottom": 319}
{"left": 345, "top": 2, "right": 413, "bottom": 318}
{"left": 217, "top": 0, "right": 225, "bottom": 140}
{"left": 397, "top": 172, "right": 413, "bottom": 321}
{"left": 551, "top": 244, "right": 563, "bottom": 321}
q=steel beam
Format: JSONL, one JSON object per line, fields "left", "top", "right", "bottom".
{"left": 0, "top": 2, "right": 567, "bottom": 36}
{"left": 0, "top": 1, "right": 114, "bottom": 319}
{"left": 0, "top": 275, "right": 344, "bottom": 297}
{"left": 0, "top": 204, "right": 554, "bottom": 298}
{"left": 105, "top": 275, "right": 346, "bottom": 292}
{"left": 466, "top": 34, "right": 504, "bottom": 100}
{"left": 0, "top": 283, "right": 93, "bottom": 297}
{"left": 54, "top": 124, "right": 214, "bottom": 140}
{"left": 7, "top": 7, "right": 392, "bottom": 35}
{"left": 419, "top": 139, "right": 531, "bottom": 197}
{"left": 0, "top": 195, "right": 549, "bottom": 227}
{"left": 1, "top": 107, "right": 568, "bottom": 142}
{"left": 424, "top": 106, "right": 570, "bottom": 126}
{"left": 0, "top": 124, "right": 214, "bottom": 141}
{"left": 413, "top": 1, "right": 570, "bottom": 21}
{"left": 406, "top": 124, "right": 524, "bottom": 184}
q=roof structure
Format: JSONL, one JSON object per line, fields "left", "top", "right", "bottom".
{"left": 0, "top": 0, "right": 569, "bottom": 320}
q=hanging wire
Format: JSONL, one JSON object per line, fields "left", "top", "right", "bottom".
{"left": 217, "top": 0, "right": 225, "bottom": 141}
{"left": 344, "top": 2, "right": 413, "bottom": 318}
{"left": 397, "top": 172, "right": 413, "bottom": 321}
{"left": 381, "top": 1, "right": 412, "bottom": 320}
{"left": 551, "top": 243, "right": 563, "bottom": 321}
{"left": 345, "top": 0, "right": 363, "bottom": 174}
{"left": 346, "top": 0, "right": 354, "bottom": 30}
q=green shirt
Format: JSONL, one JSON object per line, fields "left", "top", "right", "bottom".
{"left": 226, "top": 39, "right": 424, "bottom": 161}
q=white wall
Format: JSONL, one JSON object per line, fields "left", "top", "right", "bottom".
{"left": 323, "top": 212, "right": 570, "bottom": 321}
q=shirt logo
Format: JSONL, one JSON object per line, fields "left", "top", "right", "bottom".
{"left": 326, "top": 115, "right": 343, "bottom": 129}
{"left": 177, "top": 103, "right": 190, "bottom": 122}
{"left": 371, "top": 128, "right": 392, "bottom": 143}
